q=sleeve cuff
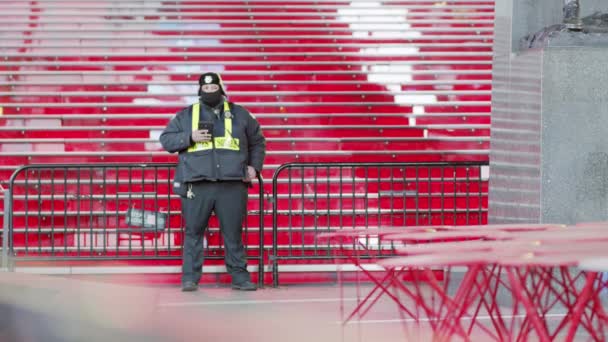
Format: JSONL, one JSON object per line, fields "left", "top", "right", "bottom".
{"left": 188, "top": 132, "right": 194, "bottom": 145}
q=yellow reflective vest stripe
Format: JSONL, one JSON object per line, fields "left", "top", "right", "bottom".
{"left": 187, "top": 102, "right": 239, "bottom": 152}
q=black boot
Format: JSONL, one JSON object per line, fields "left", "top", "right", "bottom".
{"left": 231, "top": 280, "right": 257, "bottom": 291}
{"left": 181, "top": 281, "right": 198, "bottom": 292}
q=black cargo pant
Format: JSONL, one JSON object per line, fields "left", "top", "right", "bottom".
{"left": 180, "top": 181, "right": 250, "bottom": 285}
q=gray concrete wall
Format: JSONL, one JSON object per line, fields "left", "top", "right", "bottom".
{"left": 490, "top": 47, "right": 608, "bottom": 224}
{"left": 490, "top": 1, "right": 608, "bottom": 224}
{"left": 541, "top": 48, "right": 608, "bottom": 223}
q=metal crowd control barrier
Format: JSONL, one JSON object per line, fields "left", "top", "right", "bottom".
{"left": 3, "top": 163, "right": 265, "bottom": 287}
{"left": 1, "top": 185, "right": 9, "bottom": 270}
{"left": 271, "top": 162, "right": 489, "bottom": 287}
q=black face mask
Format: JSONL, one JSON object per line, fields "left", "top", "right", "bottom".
{"left": 200, "top": 91, "right": 223, "bottom": 107}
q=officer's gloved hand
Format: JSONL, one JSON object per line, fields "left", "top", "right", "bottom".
{"left": 191, "top": 130, "right": 212, "bottom": 143}
{"left": 244, "top": 166, "right": 257, "bottom": 182}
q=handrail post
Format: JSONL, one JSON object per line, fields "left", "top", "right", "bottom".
{"left": 2, "top": 187, "right": 12, "bottom": 270}
{"left": 257, "top": 174, "right": 265, "bottom": 288}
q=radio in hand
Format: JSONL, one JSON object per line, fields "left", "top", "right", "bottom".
{"left": 192, "top": 121, "right": 214, "bottom": 143}
{"left": 198, "top": 121, "right": 214, "bottom": 135}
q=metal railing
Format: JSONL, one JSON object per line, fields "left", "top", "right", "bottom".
{"left": 1, "top": 186, "right": 8, "bottom": 269}
{"left": 1, "top": 161, "right": 489, "bottom": 288}
{"left": 2, "top": 163, "right": 265, "bottom": 287}
{"left": 271, "top": 162, "right": 489, "bottom": 287}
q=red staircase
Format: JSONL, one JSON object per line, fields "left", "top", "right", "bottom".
{"left": 0, "top": 0, "right": 493, "bottom": 281}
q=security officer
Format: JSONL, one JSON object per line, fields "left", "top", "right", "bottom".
{"left": 160, "top": 72, "right": 266, "bottom": 292}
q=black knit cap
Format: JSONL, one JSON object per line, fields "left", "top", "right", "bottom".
{"left": 198, "top": 72, "right": 226, "bottom": 96}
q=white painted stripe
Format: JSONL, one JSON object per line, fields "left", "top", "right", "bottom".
{"left": 272, "top": 263, "right": 444, "bottom": 272}
{"left": 159, "top": 297, "right": 360, "bottom": 307}
{"left": 14, "top": 266, "right": 178, "bottom": 274}
{"left": 339, "top": 313, "right": 569, "bottom": 325}
{"left": 284, "top": 264, "right": 385, "bottom": 272}
{"left": 11, "top": 264, "right": 418, "bottom": 274}
{"left": 14, "top": 265, "right": 255, "bottom": 275}
{"left": 16, "top": 267, "right": 72, "bottom": 274}
{"left": 11, "top": 263, "right": 452, "bottom": 275}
